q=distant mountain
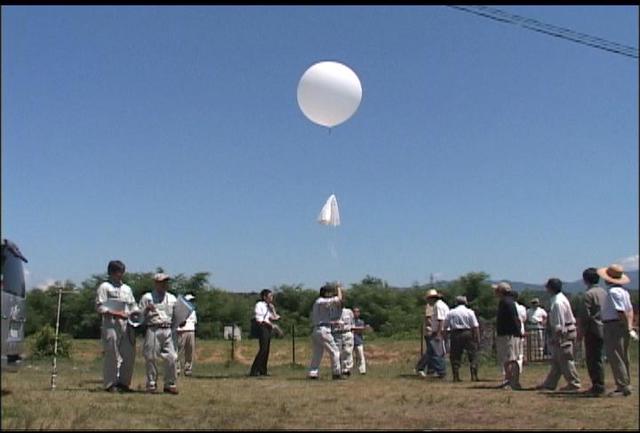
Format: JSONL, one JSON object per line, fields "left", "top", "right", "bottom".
{"left": 494, "top": 270, "right": 639, "bottom": 293}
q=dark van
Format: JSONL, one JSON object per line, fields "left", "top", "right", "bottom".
{"left": 1, "top": 239, "right": 28, "bottom": 370}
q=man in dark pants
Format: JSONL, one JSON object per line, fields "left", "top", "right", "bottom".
{"left": 577, "top": 267, "right": 607, "bottom": 396}
{"left": 445, "top": 296, "right": 480, "bottom": 382}
{"left": 250, "top": 289, "right": 279, "bottom": 377}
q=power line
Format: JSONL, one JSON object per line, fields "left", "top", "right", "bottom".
{"left": 448, "top": 5, "right": 639, "bottom": 59}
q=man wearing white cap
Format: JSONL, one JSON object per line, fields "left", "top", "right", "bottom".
{"left": 176, "top": 294, "right": 197, "bottom": 377}
{"left": 445, "top": 296, "right": 480, "bottom": 382}
{"left": 139, "top": 273, "right": 179, "bottom": 394}
{"left": 598, "top": 264, "right": 637, "bottom": 397}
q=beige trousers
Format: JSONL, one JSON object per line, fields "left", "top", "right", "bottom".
{"left": 309, "top": 326, "right": 341, "bottom": 377}
{"left": 143, "top": 327, "right": 178, "bottom": 388}
{"left": 101, "top": 317, "right": 136, "bottom": 389}
{"left": 177, "top": 331, "right": 196, "bottom": 374}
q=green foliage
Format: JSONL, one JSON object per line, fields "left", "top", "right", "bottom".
{"left": 442, "top": 272, "right": 497, "bottom": 320}
{"left": 25, "top": 269, "right": 638, "bottom": 341}
{"left": 30, "top": 324, "right": 73, "bottom": 359}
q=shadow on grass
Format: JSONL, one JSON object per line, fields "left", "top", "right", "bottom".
{"left": 188, "top": 373, "right": 245, "bottom": 380}
{"left": 467, "top": 384, "right": 540, "bottom": 391}
{"left": 1, "top": 389, "right": 12, "bottom": 396}
{"left": 543, "top": 391, "right": 605, "bottom": 399}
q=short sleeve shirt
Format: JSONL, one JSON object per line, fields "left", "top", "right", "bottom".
{"left": 601, "top": 285, "right": 633, "bottom": 321}
{"left": 445, "top": 305, "right": 479, "bottom": 330}
{"left": 311, "top": 296, "right": 341, "bottom": 326}
{"left": 431, "top": 299, "right": 450, "bottom": 332}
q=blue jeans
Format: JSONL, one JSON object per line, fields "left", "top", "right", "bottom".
{"left": 416, "top": 336, "right": 446, "bottom": 376}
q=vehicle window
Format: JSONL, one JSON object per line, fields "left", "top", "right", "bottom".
{"left": 1, "top": 252, "right": 26, "bottom": 298}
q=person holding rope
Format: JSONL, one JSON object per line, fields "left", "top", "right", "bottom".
{"left": 308, "top": 283, "right": 344, "bottom": 380}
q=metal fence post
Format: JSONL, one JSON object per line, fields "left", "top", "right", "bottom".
{"left": 291, "top": 323, "right": 296, "bottom": 366}
{"left": 231, "top": 323, "right": 235, "bottom": 362}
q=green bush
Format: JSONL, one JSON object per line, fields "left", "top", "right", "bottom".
{"left": 30, "top": 324, "right": 73, "bottom": 359}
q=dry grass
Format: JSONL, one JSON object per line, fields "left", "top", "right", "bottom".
{"left": 1, "top": 337, "right": 638, "bottom": 430}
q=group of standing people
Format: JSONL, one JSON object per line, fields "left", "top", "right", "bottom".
{"left": 495, "top": 263, "right": 637, "bottom": 397}
{"left": 410, "top": 261, "right": 637, "bottom": 399}
{"left": 96, "top": 259, "right": 635, "bottom": 397}
{"left": 306, "top": 283, "right": 370, "bottom": 379}
{"left": 96, "top": 260, "right": 197, "bottom": 394}
{"left": 248, "top": 283, "right": 370, "bottom": 379}
{"left": 415, "top": 290, "right": 480, "bottom": 382}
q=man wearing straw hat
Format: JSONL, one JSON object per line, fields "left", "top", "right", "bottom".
{"left": 139, "top": 273, "right": 179, "bottom": 394}
{"left": 598, "top": 264, "right": 637, "bottom": 397}
{"left": 416, "top": 289, "right": 449, "bottom": 379}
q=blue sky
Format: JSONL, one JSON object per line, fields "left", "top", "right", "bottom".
{"left": 2, "top": 6, "right": 638, "bottom": 291}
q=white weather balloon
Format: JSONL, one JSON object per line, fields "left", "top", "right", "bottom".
{"left": 297, "top": 61, "right": 362, "bottom": 128}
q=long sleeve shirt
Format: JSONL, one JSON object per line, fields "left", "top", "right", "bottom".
{"left": 95, "top": 280, "right": 139, "bottom": 322}
{"left": 547, "top": 292, "right": 576, "bottom": 338}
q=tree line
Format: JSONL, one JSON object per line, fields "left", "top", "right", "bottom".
{"left": 25, "top": 270, "right": 638, "bottom": 340}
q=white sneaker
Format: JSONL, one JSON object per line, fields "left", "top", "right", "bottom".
{"left": 416, "top": 370, "right": 427, "bottom": 378}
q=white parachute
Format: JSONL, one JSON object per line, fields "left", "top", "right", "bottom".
{"left": 318, "top": 194, "right": 340, "bottom": 227}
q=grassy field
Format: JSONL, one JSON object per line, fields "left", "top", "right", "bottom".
{"left": 2, "top": 337, "right": 638, "bottom": 430}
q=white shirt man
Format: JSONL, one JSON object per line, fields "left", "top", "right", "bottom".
{"left": 139, "top": 273, "right": 179, "bottom": 394}
{"left": 176, "top": 295, "right": 197, "bottom": 376}
{"left": 539, "top": 278, "right": 580, "bottom": 391}
{"left": 599, "top": 263, "right": 635, "bottom": 396}
{"left": 95, "top": 261, "right": 139, "bottom": 392}
{"left": 514, "top": 299, "right": 527, "bottom": 373}
{"left": 333, "top": 307, "right": 355, "bottom": 376}
{"left": 526, "top": 303, "right": 548, "bottom": 330}
{"left": 427, "top": 292, "right": 449, "bottom": 378}
{"left": 308, "top": 284, "right": 343, "bottom": 379}
{"left": 445, "top": 297, "right": 480, "bottom": 382}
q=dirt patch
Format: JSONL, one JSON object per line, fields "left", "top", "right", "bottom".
{"left": 365, "top": 344, "right": 405, "bottom": 364}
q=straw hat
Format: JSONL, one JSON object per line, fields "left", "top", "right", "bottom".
{"left": 425, "top": 289, "right": 441, "bottom": 299}
{"left": 597, "top": 264, "right": 630, "bottom": 285}
{"left": 492, "top": 281, "right": 512, "bottom": 293}
{"left": 154, "top": 273, "right": 171, "bottom": 282}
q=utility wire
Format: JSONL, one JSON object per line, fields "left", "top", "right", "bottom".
{"left": 448, "top": 5, "right": 639, "bottom": 59}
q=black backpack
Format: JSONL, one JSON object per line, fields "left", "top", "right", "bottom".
{"left": 249, "top": 317, "right": 260, "bottom": 339}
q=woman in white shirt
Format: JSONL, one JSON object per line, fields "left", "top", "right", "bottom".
{"left": 249, "top": 289, "right": 279, "bottom": 377}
